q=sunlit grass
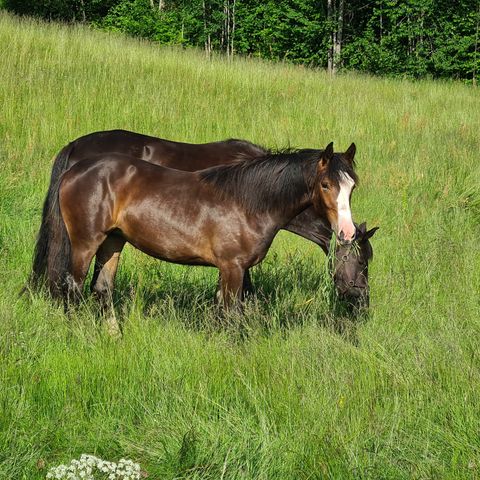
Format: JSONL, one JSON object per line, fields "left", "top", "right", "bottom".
{"left": 1, "top": 11, "right": 480, "bottom": 479}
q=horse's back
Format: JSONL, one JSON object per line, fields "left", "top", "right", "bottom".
{"left": 64, "top": 129, "right": 266, "bottom": 171}
{"left": 62, "top": 153, "right": 186, "bottom": 190}
{"left": 66, "top": 130, "right": 158, "bottom": 167}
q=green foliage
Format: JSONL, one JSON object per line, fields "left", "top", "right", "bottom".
{"left": 343, "top": 0, "right": 480, "bottom": 80}
{"left": 100, "top": 0, "right": 174, "bottom": 43}
{"left": 2, "top": 0, "right": 119, "bottom": 22}
{"left": 2, "top": 0, "right": 479, "bottom": 80}
{"left": 233, "top": 0, "right": 329, "bottom": 65}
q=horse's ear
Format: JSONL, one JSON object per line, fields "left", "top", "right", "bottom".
{"left": 344, "top": 142, "right": 356, "bottom": 165}
{"left": 357, "top": 222, "right": 367, "bottom": 235}
{"left": 318, "top": 142, "right": 334, "bottom": 169}
{"left": 325, "top": 142, "right": 334, "bottom": 159}
{"left": 365, "top": 226, "right": 379, "bottom": 239}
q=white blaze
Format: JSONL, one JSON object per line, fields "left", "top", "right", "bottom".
{"left": 336, "top": 172, "right": 355, "bottom": 241}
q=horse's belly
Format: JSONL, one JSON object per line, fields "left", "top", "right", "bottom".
{"left": 115, "top": 200, "right": 273, "bottom": 268}
{"left": 131, "top": 239, "right": 213, "bottom": 266}
{"left": 118, "top": 214, "right": 215, "bottom": 266}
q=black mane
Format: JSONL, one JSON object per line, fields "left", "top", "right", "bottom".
{"left": 200, "top": 148, "right": 357, "bottom": 214}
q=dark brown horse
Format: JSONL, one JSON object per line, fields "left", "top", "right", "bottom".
{"left": 31, "top": 130, "right": 374, "bottom": 305}
{"left": 334, "top": 222, "right": 378, "bottom": 308}
{"left": 35, "top": 144, "right": 358, "bottom": 313}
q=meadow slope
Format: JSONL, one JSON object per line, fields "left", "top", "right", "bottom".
{"left": 1, "top": 12, "right": 480, "bottom": 480}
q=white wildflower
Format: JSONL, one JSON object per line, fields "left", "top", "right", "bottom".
{"left": 45, "top": 454, "right": 142, "bottom": 480}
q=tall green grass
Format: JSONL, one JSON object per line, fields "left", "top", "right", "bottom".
{"left": 1, "top": 11, "right": 480, "bottom": 479}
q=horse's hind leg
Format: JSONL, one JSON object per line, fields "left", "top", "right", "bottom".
{"left": 90, "top": 234, "right": 126, "bottom": 310}
{"left": 67, "top": 235, "right": 107, "bottom": 307}
{"left": 89, "top": 234, "right": 125, "bottom": 337}
{"left": 243, "top": 269, "right": 254, "bottom": 296}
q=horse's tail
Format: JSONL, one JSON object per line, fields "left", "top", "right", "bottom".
{"left": 29, "top": 143, "right": 74, "bottom": 297}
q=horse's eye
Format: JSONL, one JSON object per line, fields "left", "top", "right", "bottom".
{"left": 321, "top": 183, "right": 329, "bottom": 190}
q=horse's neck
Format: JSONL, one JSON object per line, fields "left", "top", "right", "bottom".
{"left": 283, "top": 206, "right": 331, "bottom": 254}
{"left": 273, "top": 161, "right": 330, "bottom": 237}
{"left": 275, "top": 160, "right": 317, "bottom": 222}
{"left": 265, "top": 194, "right": 313, "bottom": 232}
{"left": 198, "top": 154, "right": 319, "bottom": 226}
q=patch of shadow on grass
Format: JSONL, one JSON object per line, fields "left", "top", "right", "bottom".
{"left": 77, "top": 252, "right": 369, "bottom": 344}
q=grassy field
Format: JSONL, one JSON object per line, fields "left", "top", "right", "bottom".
{"left": 1, "top": 11, "right": 480, "bottom": 479}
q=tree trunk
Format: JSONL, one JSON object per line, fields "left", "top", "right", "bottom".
{"left": 380, "top": 4, "right": 383, "bottom": 41}
{"left": 221, "top": 0, "right": 235, "bottom": 58}
{"left": 221, "top": 2, "right": 226, "bottom": 51}
{"left": 231, "top": 0, "right": 236, "bottom": 56}
{"left": 474, "top": 1, "right": 480, "bottom": 86}
{"left": 226, "top": 0, "right": 231, "bottom": 57}
{"left": 327, "top": 0, "right": 334, "bottom": 74}
{"left": 333, "top": 0, "right": 344, "bottom": 72}
{"left": 203, "top": 1, "right": 211, "bottom": 58}
{"left": 79, "top": 0, "right": 86, "bottom": 22}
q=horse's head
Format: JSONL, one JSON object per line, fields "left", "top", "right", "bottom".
{"left": 312, "top": 142, "right": 358, "bottom": 245}
{"left": 333, "top": 222, "right": 378, "bottom": 308}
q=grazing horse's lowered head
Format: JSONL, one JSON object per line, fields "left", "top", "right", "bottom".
{"left": 333, "top": 222, "right": 379, "bottom": 308}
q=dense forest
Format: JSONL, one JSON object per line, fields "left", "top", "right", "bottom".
{"left": 3, "top": 0, "right": 480, "bottom": 82}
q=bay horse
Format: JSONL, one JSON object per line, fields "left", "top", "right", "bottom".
{"left": 31, "top": 130, "right": 374, "bottom": 305}
{"left": 36, "top": 143, "right": 358, "bottom": 311}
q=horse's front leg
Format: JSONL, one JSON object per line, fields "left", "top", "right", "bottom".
{"left": 218, "top": 264, "right": 245, "bottom": 310}
{"left": 216, "top": 268, "right": 253, "bottom": 303}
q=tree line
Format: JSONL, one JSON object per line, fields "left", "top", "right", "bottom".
{"left": 4, "top": 0, "right": 480, "bottom": 82}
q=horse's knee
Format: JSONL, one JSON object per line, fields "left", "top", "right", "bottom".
{"left": 92, "top": 284, "right": 108, "bottom": 298}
